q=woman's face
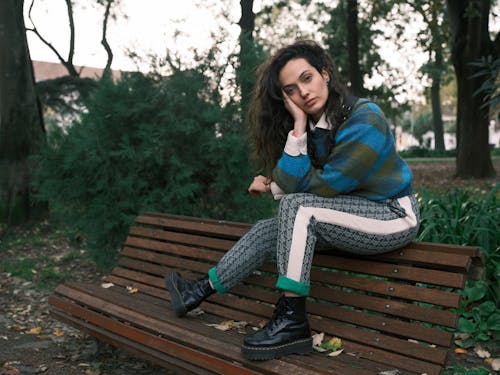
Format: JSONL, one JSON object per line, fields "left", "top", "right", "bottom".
{"left": 279, "top": 57, "right": 330, "bottom": 122}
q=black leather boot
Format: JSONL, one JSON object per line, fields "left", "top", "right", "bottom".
{"left": 241, "top": 295, "right": 312, "bottom": 360}
{"left": 164, "top": 272, "right": 215, "bottom": 317}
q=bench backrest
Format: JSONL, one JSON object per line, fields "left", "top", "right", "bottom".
{"left": 105, "top": 212, "right": 482, "bottom": 375}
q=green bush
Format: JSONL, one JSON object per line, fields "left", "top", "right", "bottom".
{"left": 33, "top": 69, "right": 275, "bottom": 269}
{"left": 417, "top": 185, "right": 500, "bottom": 348}
{"left": 399, "top": 146, "right": 456, "bottom": 158}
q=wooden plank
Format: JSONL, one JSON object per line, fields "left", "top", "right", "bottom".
{"left": 374, "top": 248, "right": 471, "bottom": 271}
{"left": 123, "top": 237, "right": 224, "bottom": 262}
{"left": 311, "top": 268, "right": 462, "bottom": 308}
{"left": 406, "top": 242, "right": 482, "bottom": 258}
{"left": 136, "top": 213, "right": 251, "bottom": 239}
{"left": 311, "top": 285, "right": 458, "bottom": 327}
{"left": 129, "top": 225, "right": 236, "bottom": 250}
{"left": 120, "top": 248, "right": 213, "bottom": 274}
{"left": 338, "top": 338, "right": 443, "bottom": 375}
{"left": 313, "top": 255, "right": 466, "bottom": 288}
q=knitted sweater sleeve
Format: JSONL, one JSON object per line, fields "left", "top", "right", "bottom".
{"left": 271, "top": 102, "right": 412, "bottom": 200}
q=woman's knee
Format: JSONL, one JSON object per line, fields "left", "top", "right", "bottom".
{"left": 278, "top": 193, "right": 312, "bottom": 215}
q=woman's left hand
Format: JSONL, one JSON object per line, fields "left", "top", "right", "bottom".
{"left": 248, "top": 175, "right": 271, "bottom": 196}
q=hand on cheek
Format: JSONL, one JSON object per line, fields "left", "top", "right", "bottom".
{"left": 283, "top": 92, "right": 307, "bottom": 137}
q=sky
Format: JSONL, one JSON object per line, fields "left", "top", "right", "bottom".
{"left": 24, "top": 0, "right": 242, "bottom": 72}
{"left": 24, "top": 0, "right": 499, "bottom": 104}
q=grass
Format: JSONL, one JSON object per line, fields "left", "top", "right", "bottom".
{"left": 0, "top": 221, "right": 86, "bottom": 290}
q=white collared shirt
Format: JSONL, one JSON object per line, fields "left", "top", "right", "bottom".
{"left": 283, "top": 112, "right": 331, "bottom": 156}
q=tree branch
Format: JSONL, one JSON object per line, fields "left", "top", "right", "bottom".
{"left": 101, "top": 0, "right": 114, "bottom": 73}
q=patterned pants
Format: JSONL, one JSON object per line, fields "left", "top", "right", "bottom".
{"left": 208, "top": 193, "right": 420, "bottom": 296}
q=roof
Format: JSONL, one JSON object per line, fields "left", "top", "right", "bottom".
{"left": 32, "top": 60, "right": 122, "bottom": 82}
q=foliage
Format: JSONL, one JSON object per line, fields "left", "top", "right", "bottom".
{"left": 456, "top": 282, "right": 500, "bottom": 349}
{"left": 33, "top": 66, "right": 276, "bottom": 269}
{"left": 401, "top": 111, "right": 434, "bottom": 146}
{"left": 399, "top": 146, "right": 456, "bottom": 158}
{"left": 469, "top": 55, "right": 500, "bottom": 109}
{"left": 417, "top": 185, "right": 500, "bottom": 347}
{"left": 443, "top": 366, "right": 490, "bottom": 375}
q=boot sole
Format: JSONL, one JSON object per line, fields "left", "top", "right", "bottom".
{"left": 164, "top": 273, "right": 188, "bottom": 317}
{"left": 241, "top": 337, "right": 313, "bottom": 360}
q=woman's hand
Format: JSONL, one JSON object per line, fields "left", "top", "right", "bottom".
{"left": 248, "top": 175, "right": 271, "bottom": 196}
{"left": 283, "top": 91, "right": 307, "bottom": 137}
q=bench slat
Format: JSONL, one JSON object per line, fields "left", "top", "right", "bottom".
{"left": 124, "top": 238, "right": 223, "bottom": 262}
{"left": 129, "top": 226, "right": 236, "bottom": 250}
{"left": 136, "top": 213, "right": 250, "bottom": 239}
{"left": 311, "top": 268, "right": 461, "bottom": 308}
{"left": 313, "top": 255, "right": 466, "bottom": 288}
{"left": 374, "top": 248, "right": 471, "bottom": 271}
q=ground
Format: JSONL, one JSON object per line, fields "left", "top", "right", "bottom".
{"left": 0, "top": 160, "right": 498, "bottom": 375}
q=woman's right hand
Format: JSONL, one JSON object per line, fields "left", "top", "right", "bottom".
{"left": 283, "top": 91, "right": 307, "bottom": 137}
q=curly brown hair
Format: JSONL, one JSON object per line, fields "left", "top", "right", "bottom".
{"left": 247, "top": 40, "right": 351, "bottom": 176}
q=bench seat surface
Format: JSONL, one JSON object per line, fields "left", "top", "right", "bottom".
{"left": 49, "top": 212, "right": 482, "bottom": 375}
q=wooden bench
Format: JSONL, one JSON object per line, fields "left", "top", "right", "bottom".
{"left": 48, "top": 212, "right": 484, "bottom": 375}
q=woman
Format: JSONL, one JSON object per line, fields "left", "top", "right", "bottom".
{"left": 165, "top": 40, "right": 419, "bottom": 361}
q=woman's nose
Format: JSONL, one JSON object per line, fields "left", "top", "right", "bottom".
{"left": 298, "top": 84, "right": 308, "bottom": 98}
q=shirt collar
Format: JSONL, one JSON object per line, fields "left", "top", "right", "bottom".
{"left": 309, "top": 112, "right": 332, "bottom": 131}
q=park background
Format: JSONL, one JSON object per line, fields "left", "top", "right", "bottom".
{"left": 0, "top": 0, "right": 499, "bottom": 374}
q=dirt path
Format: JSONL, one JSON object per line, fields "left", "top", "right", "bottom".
{"left": 1, "top": 160, "right": 498, "bottom": 375}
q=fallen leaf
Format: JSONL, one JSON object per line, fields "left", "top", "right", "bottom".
{"left": 312, "top": 332, "right": 324, "bottom": 347}
{"left": 101, "top": 283, "right": 114, "bottom": 289}
{"left": 407, "top": 339, "right": 419, "bottom": 344}
{"left": 207, "top": 320, "right": 234, "bottom": 331}
{"left": 473, "top": 346, "right": 491, "bottom": 359}
{"left": 53, "top": 329, "right": 65, "bottom": 337}
{"left": 454, "top": 348, "right": 468, "bottom": 354}
{"left": 27, "top": 327, "right": 42, "bottom": 335}
{"left": 313, "top": 346, "right": 328, "bottom": 352}
{"left": 378, "top": 371, "right": 401, "bottom": 375}
{"left": 328, "top": 348, "right": 344, "bottom": 357}
{"left": 126, "top": 286, "right": 138, "bottom": 294}
{"left": 321, "top": 337, "right": 342, "bottom": 352}
{"left": 489, "top": 358, "right": 500, "bottom": 371}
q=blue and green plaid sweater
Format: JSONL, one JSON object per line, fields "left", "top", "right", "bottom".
{"left": 272, "top": 99, "right": 413, "bottom": 201}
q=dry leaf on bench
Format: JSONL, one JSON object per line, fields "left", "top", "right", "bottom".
{"left": 328, "top": 348, "right": 344, "bottom": 357}
{"left": 207, "top": 320, "right": 234, "bottom": 331}
{"left": 312, "top": 332, "right": 324, "bottom": 347}
{"left": 321, "top": 337, "right": 342, "bottom": 352}
{"left": 126, "top": 286, "right": 138, "bottom": 294}
{"left": 101, "top": 283, "right": 114, "bottom": 289}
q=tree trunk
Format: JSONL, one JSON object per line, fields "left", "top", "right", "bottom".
{"left": 447, "top": 0, "right": 496, "bottom": 178}
{"left": 346, "top": 0, "right": 363, "bottom": 95}
{"left": 237, "top": 0, "right": 256, "bottom": 113}
{"left": 430, "top": 46, "right": 445, "bottom": 151}
{"left": 0, "top": 0, "right": 44, "bottom": 224}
